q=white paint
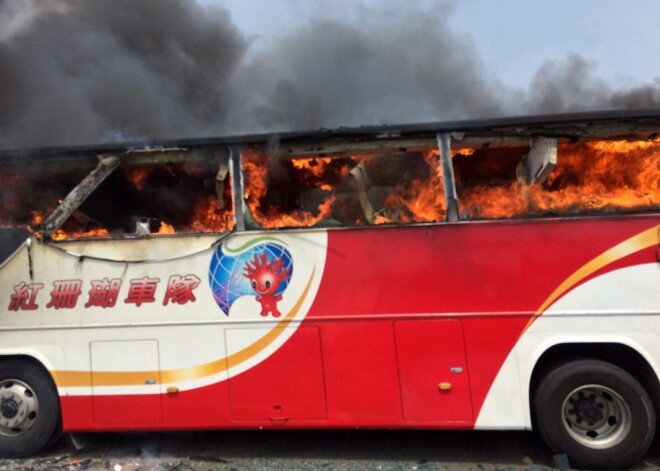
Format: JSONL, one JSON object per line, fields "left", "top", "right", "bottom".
{"left": 476, "top": 263, "right": 660, "bottom": 428}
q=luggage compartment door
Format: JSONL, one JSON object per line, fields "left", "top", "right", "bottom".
{"left": 91, "top": 339, "right": 162, "bottom": 424}
{"left": 395, "top": 319, "right": 473, "bottom": 422}
{"left": 226, "top": 326, "right": 327, "bottom": 422}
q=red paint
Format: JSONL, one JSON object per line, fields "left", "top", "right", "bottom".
{"left": 59, "top": 215, "right": 659, "bottom": 432}
{"left": 8, "top": 282, "right": 43, "bottom": 311}
{"left": 162, "top": 274, "right": 201, "bottom": 306}
{"left": 124, "top": 277, "right": 160, "bottom": 307}
{"left": 394, "top": 320, "right": 472, "bottom": 422}
{"left": 93, "top": 394, "right": 162, "bottom": 424}
{"left": 47, "top": 280, "right": 83, "bottom": 309}
{"left": 319, "top": 320, "right": 402, "bottom": 423}
{"left": 227, "top": 326, "right": 327, "bottom": 421}
{"left": 85, "top": 278, "right": 122, "bottom": 308}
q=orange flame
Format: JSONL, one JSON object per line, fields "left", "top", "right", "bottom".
{"left": 188, "top": 195, "right": 234, "bottom": 233}
{"left": 51, "top": 228, "right": 110, "bottom": 240}
{"left": 124, "top": 167, "right": 152, "bottom": 190}
{"left": 30, "top": 211, "right": 44, "bottom": 226}
{"left": 291, "top": 157, "right": 333, "bottom": 177}
{"left": 10, "top": 138, "right": 659, "bottom": 239}
{"left": 375, "top": 150, "right": 446, "bottom": 224}
{"left": 243, "top": 151, "right": 336, "bottom": 228}
{"left": 458, "top": 139, "right": 659, "bottom": 219}
{"left": 157, "top": 221, "right": 175, "bottom": 235}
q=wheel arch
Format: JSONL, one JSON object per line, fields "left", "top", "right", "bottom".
{"left": 529, "top": 342, "right": 660, "bottom": 425}
{"left": 0, "top": 352, "right": 61, "bottom": 392}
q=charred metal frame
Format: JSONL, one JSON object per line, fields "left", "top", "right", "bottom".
{"left": 35, "top": 147, "right": 232, "bottom": 239}
{"left": 40, "top": 154, "right": 123, "bottom": 236}
{"left": 1, "top": 109, "right": 658, "bottom": 240}
{"left": 229, "top": 146, "right": 246, "bottom": 232}
{"left": 3, "top": 110, "right": 659, "bottom": 163}
{"left": 437, "top": 134, "right": 459, "bottom": 222}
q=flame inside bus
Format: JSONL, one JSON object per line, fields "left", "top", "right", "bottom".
{"left": 2, "top": 135, "right": 659, "bottom": 239}
{"left": 457, "top": 140, "right": 659, "bottom": 219}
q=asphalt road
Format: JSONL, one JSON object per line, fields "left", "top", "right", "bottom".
{"left": 1, "top": 429, "right": 659, "bottom": 471}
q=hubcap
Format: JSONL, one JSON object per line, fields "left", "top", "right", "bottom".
{"left": 562, "top": 384, "right": 631, "bottom": 449}
{"left": 0, "top": 380, "right": 39, "bottom": 437}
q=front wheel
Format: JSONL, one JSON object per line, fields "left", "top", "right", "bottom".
{"left": 533, "top": 360, "right": 656, "bottom": 470}
{"left": 0, "top": 360, "right": 61, "bottom": 458}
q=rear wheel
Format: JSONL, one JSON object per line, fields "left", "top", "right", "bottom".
{"left": 533, "top": 360, "right": 656, "bottom": 470}
{"left": 0, "top": 360, "right": 61, "bottom": 458}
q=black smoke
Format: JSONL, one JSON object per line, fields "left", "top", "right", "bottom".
{"left": 0, "top": 0, "right": 247, "bottom": 148}
{"left": 0, "top": 0, "right": 659, "bottom": 150}
{"left": 524, "top": 54, "right": 660, "bottom": 114}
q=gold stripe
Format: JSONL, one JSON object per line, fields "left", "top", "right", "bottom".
{"left": 525, "top": 224, "right": 659, "bottom": 331}
{"left": 53, "top": 268, "right": 316, "bottom": 388}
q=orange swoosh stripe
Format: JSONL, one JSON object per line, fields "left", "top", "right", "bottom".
{"left": 524, "top": 224, "right": 659, "bottom": 331}
{"left": 53, "top": 267, "right": 316, "bottom": 388}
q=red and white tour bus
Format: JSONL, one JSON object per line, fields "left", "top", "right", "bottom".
{"left": 0, "top": 111, "right": 658, "bottom": 469}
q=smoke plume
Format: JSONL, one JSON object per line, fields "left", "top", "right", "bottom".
{"left": 0, "top": 0, "right": 247, "bottom": 148}
{"left": 0, "top": 0, "right": 659, "bottom": 150}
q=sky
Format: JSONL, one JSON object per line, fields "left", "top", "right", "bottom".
{"left": 0, "top": 0, "right": 659, "bottom": 149}
{"left": 450, "top": 0, "right": 660, "bottom": 89}
{"left": 216, "top": 0, "right": 660, "bottom": 90}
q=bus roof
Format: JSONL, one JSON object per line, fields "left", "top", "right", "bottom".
{"left": 2, "top": 109, "right": 660, "bottom": 165}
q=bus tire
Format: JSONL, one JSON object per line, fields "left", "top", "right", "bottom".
{"left": 533, "top": 359, "right": 656, "bottom": 470}
{"left": 0, "top": 359, "right": 61, "bottom": 458}
{"left": 45, "top": 414, "right": 64, "bottom": 448}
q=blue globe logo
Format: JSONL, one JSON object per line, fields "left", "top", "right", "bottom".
{"left": 209, "top": 241, "right": 294, "bottom": 315}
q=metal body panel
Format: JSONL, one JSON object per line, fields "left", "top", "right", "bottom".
{"left": 0, "top": 112, "right": 657, "bottom": 446}
{"left": 0, "top": 215, "right": 656, "bottom": 432}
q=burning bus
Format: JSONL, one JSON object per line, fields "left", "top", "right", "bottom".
{"left": 0, "top": 110, "right": 659, "bottom": 469}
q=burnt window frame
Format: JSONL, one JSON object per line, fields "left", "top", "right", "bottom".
{"left": 36, "top": 147, "right": 236, "bottom": 241}
{"left": 236, "top": 137, "right": 454, "bottom": 230}
{"left": 449, "top": 135, "right": 660, "bottom": 221}
{"left": 4, "top": 111, "right": 656, "bottom": 239}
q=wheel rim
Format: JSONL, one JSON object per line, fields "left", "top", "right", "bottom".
{"left": 561, "top": 384, "right": 632, "bottom": 449}
{"left": 0, "top": 379, "right": 39, "bottom": 437}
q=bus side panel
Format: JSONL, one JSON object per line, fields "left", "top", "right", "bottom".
{"left": 320, "top": 320, "right": 402, "bottom": 424}
{"left": 91, "top": 340, "right": 162, "bottom": 424}
{"left": 226, "top": 326, "right": 327, "bottom": 422}
{"left": 5, "top": 216, "right": 659, "bottom": 432}
{"left": 394, "top": 319, "right": 473, "bottom": 423}
{"left": 308, "top": 216, "right": 659, "bottom": 424}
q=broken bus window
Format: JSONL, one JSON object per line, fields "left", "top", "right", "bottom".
{"left": 241, "top": 147, "right": 448, "bottom": 229}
